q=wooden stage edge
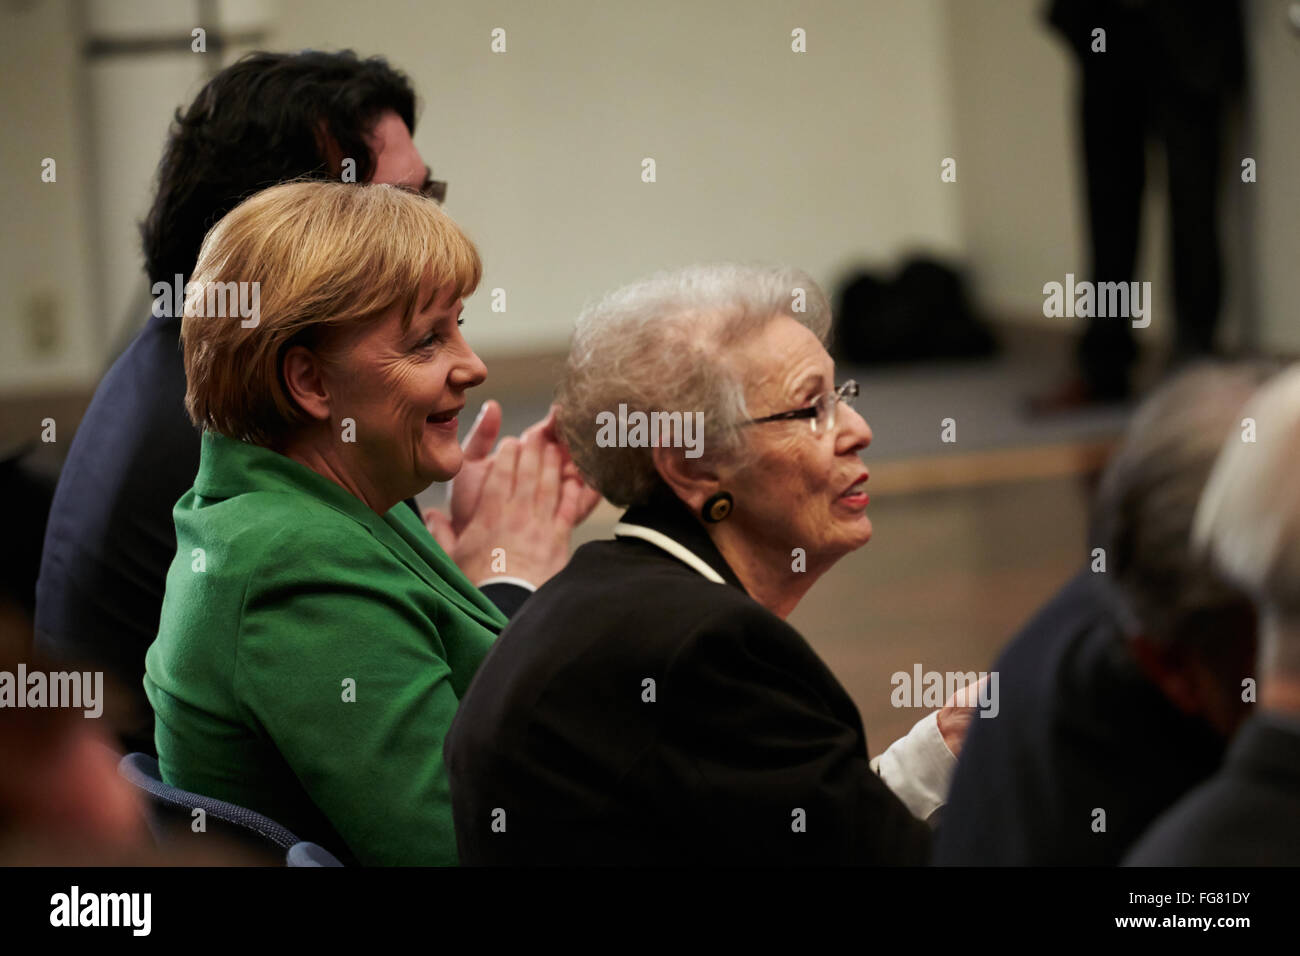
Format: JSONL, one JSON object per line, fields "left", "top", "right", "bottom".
{"left": 866, "top": 438, "right": 1117, "bottom": 496}
{"left": 581, "top": 438, "right": 1119, "bottom": 528}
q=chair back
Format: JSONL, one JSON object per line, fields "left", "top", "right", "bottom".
{"left": 118, "top": 752, "right": 303, "bottom": 862}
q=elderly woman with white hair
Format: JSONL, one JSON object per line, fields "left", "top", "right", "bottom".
{"left": 446, "top": 264, "right": 976, "bottom": 864}
{"left": 1126, "top": 364, "right": 1300, "bottom": 865}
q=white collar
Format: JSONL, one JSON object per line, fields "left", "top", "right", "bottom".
{"left": 612, "top": 522, "right": 727, "bottom": 584}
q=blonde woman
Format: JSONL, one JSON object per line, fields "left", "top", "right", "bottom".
{"left": 145, "top": 181, "right": 591, "bottom": 865}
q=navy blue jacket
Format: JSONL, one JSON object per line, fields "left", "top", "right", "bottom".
{"left": 36, "top": 314, "right": 196, "bottom": 754}
{"left": 1125, "top": 714, "right": 1300, "bottom": 866}
{"left": 934, "top": 569, "right": 1225, "bottom": 865}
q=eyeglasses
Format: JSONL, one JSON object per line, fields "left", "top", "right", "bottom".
{"left": 745, "top": 380, "right": 859, "bottom": 436}
{"left": 421, "top": 176, "right": 448, "bottom": 204}
{"left": 382, "top": 167, "right": 447, "bottom": 204}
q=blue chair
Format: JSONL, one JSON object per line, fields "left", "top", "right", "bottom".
{"left": 118, "top": 752, "right": 341, "bottom": 864}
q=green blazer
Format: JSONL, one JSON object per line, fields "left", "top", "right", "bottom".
{"left": 144, "top": 430, "right": 507, "bottom": 865}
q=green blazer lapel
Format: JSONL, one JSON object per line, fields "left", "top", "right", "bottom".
{"left": 194, "top": 431, "right": 506, "bottom": 631}
{"left": 372, "top": 505, "right": 508, "bottom": 630}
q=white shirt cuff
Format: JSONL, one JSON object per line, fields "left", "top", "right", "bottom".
{"left": 869, "top": 710, "right": 956, "bottom": 826}
{"left": 475, "top": 575, "right": 538, "bottom": 592}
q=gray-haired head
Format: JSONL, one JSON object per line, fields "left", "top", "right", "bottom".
{"left": 1193, "top": 363, "right": 1300, "bottom": 677}
{"left": 1092, "top": 361, "right": 1277, "bottom": 647}
{"left": 557, "top": 262, "right": 831, "bottom": 507}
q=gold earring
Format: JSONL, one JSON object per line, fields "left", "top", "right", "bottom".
{"left": 701, "top": 491, "right": 733, "bottom": 523}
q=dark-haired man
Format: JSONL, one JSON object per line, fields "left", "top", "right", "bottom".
{"left": 36, "top": 51, "right": 592, "bottom": 755}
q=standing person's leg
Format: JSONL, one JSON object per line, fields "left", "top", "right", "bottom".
{"left": 1160, "top": 84, "right": 1224, "bottom": 362}
{"left": 1031, "top": 18, "right": 1148, "bottom": 416}
{"left": 1075, "top": 57, "right": 1145, "bottom": 400}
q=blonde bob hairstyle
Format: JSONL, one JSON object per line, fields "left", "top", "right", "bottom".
{"left": 181, "top": 179, "right": 481, "bottom": 446}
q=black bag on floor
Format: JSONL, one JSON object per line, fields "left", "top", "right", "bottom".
{"left": 833, "top": 256, "right": 997, "bottom": 364}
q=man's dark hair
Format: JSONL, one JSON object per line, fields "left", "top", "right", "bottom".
{"left": 140, "top": 50, "right": 417, "bottom": 285}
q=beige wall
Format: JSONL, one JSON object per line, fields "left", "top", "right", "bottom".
{"left": 0, "top": 0, "right": 98, "bottom": 394}
{"left": 946, "top": 0, "right": 1291, "bottom": 353}
{"left": 0, "top": 0, "right": 266, "bottom": 395}
{"left": 0, "top": 0, "right": 964, "bottom": 389}
{"left": 945, "top": 0, "right": 1085, "bottom": 324}
{"left": 268, "top": 0, "right": 965, "bottom": 357}
{"left": 1245, "top": 0, "right": 1300, "bottom": 352}
{"left": 3, "top": 0, "right": 1297, "bottom": 394}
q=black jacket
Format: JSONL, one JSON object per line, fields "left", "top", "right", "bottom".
{"left": 934, "top": 569, "right": 1225, "bottom": 865}
{"left": 446, "top": 486, "right": 931, "bottom": 865}
{"left": 1047, "top": 0, "right": 1244, "bottom": 97}
{"left": 1124, "top": 714, "right": 1300, "bottom": 866}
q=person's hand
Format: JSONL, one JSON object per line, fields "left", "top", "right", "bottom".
{"left": 423, "top": 399, "right": 505, "bottom": 554}
{"left": 425, "top": 400, "right": 603, "bottom": 584}
{"left": 935, "top": 675, "right": 987, "bottom": 758}
{"left": 448, "top": 421, "right": 582, "bottom": 587}
{"left": 442, "top": 401, "right": 601, "bottom": 537}
{"left": 421, "top": 505, "right": 457, "bottom": 555}
{"left": 520, "top": 404, "right": 601, "bottom": 527}
{"left": 447, "top": 399, "right": 505, "bottom": 535}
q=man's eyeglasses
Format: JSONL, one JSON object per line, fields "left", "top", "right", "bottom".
{"left": 395, "top": 167, "right": 447, "bottom": 204}
{"left": 421, "top": 175, "right": 448, "bottom": 204}
{"left": 745, "top": 380, "right": 859, "bottom": 436}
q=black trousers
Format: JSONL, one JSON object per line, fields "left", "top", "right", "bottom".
{"left": 1074, "top": 30, "right": 1227, "bottom": 396}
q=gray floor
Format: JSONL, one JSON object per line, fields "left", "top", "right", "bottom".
{"left": 836, "top": 351, "right": 1130, "bottom": 460}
